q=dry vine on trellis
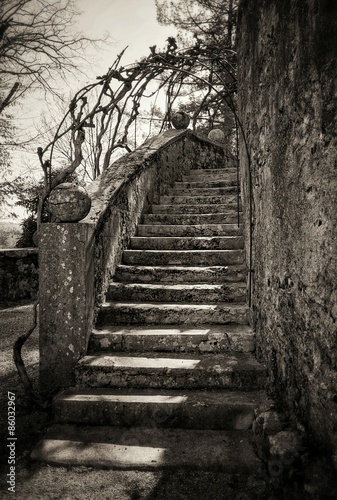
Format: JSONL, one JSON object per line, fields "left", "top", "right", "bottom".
{"left": 36, "top": 36, "right": 237, "bottom": 227}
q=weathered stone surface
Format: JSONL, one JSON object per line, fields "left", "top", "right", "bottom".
{"left": 39, "top": 223, "right": 95, "bottom": 398}
{"left": 137, "top": 223, "right": 242, "bottom": 237}
{"left": 115, "top": 264, "right": 247, "bottom": 284}
{"left": 183, "top": 168, "right": 237, "bottom": 182}
{"left": 97, "top": 302, "right": 250, "bottom": 326}
{"left": 171, "top": 111, "right": 190, "bottom": 129}
{"left": 151, "top": 204, "right": 241, "bottom": 215}
{"left": 48, "top": 183, "right": 91, "bottom": 222}
{"left": 54, "top": 388, "right": 267, "bottom": 430}
{"left": 75, "top": 352, "right": 266, "bottom": 390}
{"left": 31, "top": 425, "right": 262, "bottom": 473}
{"left": 107, "top": 282, "right": 246, "bottom": 303}
{"left": 268, "top": 431, "right": 303, "bottom": 464}
{"left": 89, "top": 325, "right": 255, "bottom": 353}
{"left": 38, "top": 130, "right": 229, "bottom": 396}
{"left": 144, "top": 213, "right": 242, "bottom": 225}
{"left": 168, "top": 186, "right": 239, "bottom": 196}
{"left": 253, "top": 411, "right": 283, "bottom": 437}
{"left": 81, "top": 129, "right": 227, "bottom": 305}
{"left": 208, "top": 129, "right": 225, "bottom": 143}
{"left": 123, "top": 249, "right": 244, "bottom": 266}
{"left": 130, "top": 236, "right": 244, "bottom": 251}
{"left": 175, "top": 179, "right": 238, "bottom": 189}
{"left": 0, "top": 248, "right": 38, "bottom": 305}
{"left": 160, "top": 194, "right": 240, "bottom": 206}
{"left": 238, "top": 0, "right": 337, "bottom": 459}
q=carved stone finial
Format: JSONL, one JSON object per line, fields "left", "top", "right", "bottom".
{"left": 208, "top": 129, "right": 225, "bottom": 143}
{"left": 48, "top": 183, "right": 91, "bottom": 222}
{"left": 171, "top": 111, "right": 190, "bottom": 129}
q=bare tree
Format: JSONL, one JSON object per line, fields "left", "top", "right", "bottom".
{"left": 0, "top": 0, "right": 104, "bottom": 114}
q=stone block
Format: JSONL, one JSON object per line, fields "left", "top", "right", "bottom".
{"left": 39, "top": 222, "right": 94, "bottom": 399}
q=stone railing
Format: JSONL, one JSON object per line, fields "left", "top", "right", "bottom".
{"left": 0, "top": 248, "right": 38, "bottom": 307}
{"left": 39, "top": 129, "right": 228, "bottom": 398}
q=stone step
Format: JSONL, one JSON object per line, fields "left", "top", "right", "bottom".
{"left": 160, "top": 194, "right": 240, "bottom": 206}
{"left": 31, "top": 424, "right": 262, "bottom": 473}
{"left": 107, "top": 282, "right": 246, "bottom": 304}
{"left": 97, "top": 302, "right": 250, "bottom": 326}
{"left": 130, "top": 236, "right": 244, "bottom": 251}
{"left": 53, "top": 388, "right": 268, "bottom": 429}
{"left": 184, "top": 168, "right": 237, "bottom": 179}
{"left": 168, "top": 186, "right": 239, "bottom": 196}
{"left": 123, "top": 249, "right": 244, "bottom": 266}
{"left": 151, "top": 204, "right": 241, "bottom": 215}
{"left": 89, "top": 324, "right": 255, "bottom": 353}
{"left": 75, "top": 352, "right": 266, "bottom": 390}
{"left": 175, "top": 180, "right": 238, "bottom": 189}
{"left": 143, "top": 213, "right": 242, "bottom": 225}
{"left": 115, "top": 264, "right": 247, "bottom": 284}
{"left": 137, "top": 224, "right": 242, "bottom": 237}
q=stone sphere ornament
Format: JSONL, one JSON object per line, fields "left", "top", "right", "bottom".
{"left": 171, "top": 111, "right": 190, "bottom": 129}
{"left": 48, "top": 183, "right": 91, "bottom": 222}
{"left": 208, "top": 128, "right": 225, "bottom": 143}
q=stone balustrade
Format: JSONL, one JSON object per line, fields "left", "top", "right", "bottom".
{"left": 39, "top": 129, "right": 228, "bottom": 398}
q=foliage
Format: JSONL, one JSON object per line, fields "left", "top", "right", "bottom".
{"left": 15, "top": 170, "right": 78, "bottom": 247}
{"left": 0, "top": 101, "right": 22, "bottom": 218}
{"left": 15, "top": 214, "right": 37, "bottom": 247}
{"left": 155, "top": 0, "right": 238, "bottom": 136}
{"left": 155, "top": 0, "right": 237, "bottom": 48}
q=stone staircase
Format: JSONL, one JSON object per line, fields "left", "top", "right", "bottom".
{"left": 32, "top": 164, "right": 271, "bottom": 487}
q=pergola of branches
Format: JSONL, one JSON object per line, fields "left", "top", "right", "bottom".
{"left": 36, "top": 35, "right": 238, "bottom": 225}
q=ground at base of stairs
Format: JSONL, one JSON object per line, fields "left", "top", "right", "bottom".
{"left": 8, "top": 464, "right": 270, "bottom": 500}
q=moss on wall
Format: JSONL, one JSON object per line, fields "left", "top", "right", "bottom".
{"left": 238, "top": 0, "right": 337, "bottom": 461}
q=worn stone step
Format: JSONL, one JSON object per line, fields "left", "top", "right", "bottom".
{"left": 137, "top": 224, "right": 242, "bottom": 237}
{"left": 123, "top": 249, "right": 244, "bottom": 266}
{"left": 184, "top": 168, "right": 237, "bottom": 180}
{"left": 175, "top": 180, "right": 238, "bottom": 189}
{"left": 115, "top": 264, "right": 247, "bottom": 284}
{"left": 160, "top": 194, "right": 240, "bottom": 206}
{"left": 107, "top": 282, "right": 246, "bottom": 304}
{"left": 31, "top": 424, "right": 262, "bottom": 473}
{"left": 168, "top": 187, "right": 239, "bottom": 196}
{"left": 130, "top": 236, "right": 244, "bottom": 251}
{"left": 89, "top": 324, "right": 255, "bottom": 353}
{"left": 151, "top": 204, "right": 241, "bottom": 215}
{"left": 97, "top": 301, "right": 250, "bottom": 326}
{"left": 75, "top": 352, "right": 265, "bottom": 390}
{"left": 53, "top": 388, "right": 268, "bottom": 430}
{"left": 143, "top": 213, "right": 242, "bottom": 225}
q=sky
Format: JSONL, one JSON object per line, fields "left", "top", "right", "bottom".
{"left": 79, "top": 0, "right": 176, "bottom": 71}
{"left": 2, "top": 0, "right": 177, "bottom": 221}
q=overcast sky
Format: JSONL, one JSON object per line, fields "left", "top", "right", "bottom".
{"left": 76, "top": 0, "right": 176, "bottom": 83}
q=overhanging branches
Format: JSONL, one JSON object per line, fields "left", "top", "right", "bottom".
{"left": 36, "top": 36, "right": 238, "bottom": 227}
